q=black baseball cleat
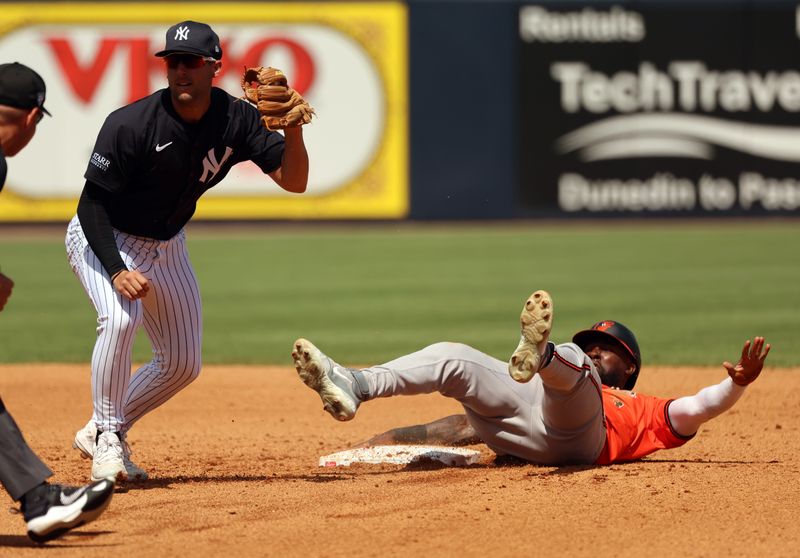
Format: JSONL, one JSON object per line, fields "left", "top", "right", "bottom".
{"left": 508, "top": 290, "right": 554, "bottom": 383}
{"left": 22, "top": 479, "right": 115, "bottom": 543}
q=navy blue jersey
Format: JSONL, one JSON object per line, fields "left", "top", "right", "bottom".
{"left": 84, "top": 87, "right": 284, "bottom": 239}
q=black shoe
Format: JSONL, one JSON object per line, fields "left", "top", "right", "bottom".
{"left": 22, "top": 479, "right": 115, "bottom": 543}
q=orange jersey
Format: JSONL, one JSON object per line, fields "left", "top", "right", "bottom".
{"left": 595, "top": 387, "right": 694, "bottom": 465}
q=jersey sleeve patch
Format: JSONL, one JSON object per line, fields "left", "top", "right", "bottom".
{"left": 84, "top": 112, "right": 139, "bottom": 193}
{"left": 89, "top": 152, "right": 112, "bottom": 173}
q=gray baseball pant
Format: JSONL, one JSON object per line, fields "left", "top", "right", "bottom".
{"left": 357, "top": 342, "right": 606, "bottom": 465}
{"left": 0, "top": 398, "right": 52, "bottom": 500}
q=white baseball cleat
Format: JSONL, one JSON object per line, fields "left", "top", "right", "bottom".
{"left": 119, "top": 441, "right": 148, "bottom": 481}
{"left": 92, "top": 431, "right": 127, "bottom": 482}
{"left": 508, "top": 290, "right": 554, "bottom": 383}
{"left": 292, "top": 338, "right": 363, "bottom": 421}
{"left": 75, "top": 421, "right": 148, "bottom": 481}
{"left": 72, "top": 420, "right": 94, "bottom": 459}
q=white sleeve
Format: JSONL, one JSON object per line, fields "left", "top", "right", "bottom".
{"left": 668, "top": 376, "right": 747, "bottom": 437}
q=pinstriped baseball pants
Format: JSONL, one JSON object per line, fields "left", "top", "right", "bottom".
{"left": 65, "top": 216, "right": 202, "bottom": 434}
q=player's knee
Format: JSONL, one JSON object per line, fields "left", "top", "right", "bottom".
{"left": 157, "top": 348, "right": 202, "bottom": 383}
{"left": 549, "top": 343, "right": 590, "bottom": 370}
{"left": 423, "top": 342, "right": 489, "bottom": 378}
{"left": 186, "top": 359, "right": 202, "bottom": 382}
{"left": 168, "top": 358, "right": 202, "bottom": 384}
{"left": 425, "top": 341, "right": 466, "bottom": 354}
{"left": 425, "top": 341, "right": 482, "bottom": 361}
{"left": 96, "top": 311, "right": 141, "bottom": 336}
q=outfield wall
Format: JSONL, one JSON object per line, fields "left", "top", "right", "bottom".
{"left": 0, "top": 0, "right": 798, "bottom": 222}
{"left": 411, "top": 0, "right": 800, "bottom": 219}
{"left": 0, "top": 2, "right": 408, "bottom": 221}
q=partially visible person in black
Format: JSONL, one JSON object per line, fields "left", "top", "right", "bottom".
{"left": 0, "top": 61, "right": 115, "bottom": 543}
{"left": 65, "top": 20, "right": 310, "bottom": 483}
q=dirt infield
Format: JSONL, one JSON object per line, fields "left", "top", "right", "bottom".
{"left": 0, "top": 363, "right": 797, "bottom": 557}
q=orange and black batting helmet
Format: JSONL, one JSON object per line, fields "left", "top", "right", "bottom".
{"left": 572, "top": 321, "right": 641, "bottom": 390}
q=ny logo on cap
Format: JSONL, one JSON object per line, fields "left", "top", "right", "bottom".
{"left": 175, "top": 25, "right": 190, "bottom": 41}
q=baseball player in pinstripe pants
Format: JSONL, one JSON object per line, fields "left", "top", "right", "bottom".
{"left": 66, "top": 21, "right": 309, "bottom": 482}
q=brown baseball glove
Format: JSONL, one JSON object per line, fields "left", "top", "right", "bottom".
{"left": 241, "top": 66, "right": 315, "bottom": 130}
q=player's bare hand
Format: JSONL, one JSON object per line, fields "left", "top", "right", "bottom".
{"left": 0, "top": 272, "right": 14, "bottom": 312}
{"left": 724, "top": 337, "right": 771, "bottom": 386}
{"left": 112, "top": 270, "right": 150, "bottom": 301}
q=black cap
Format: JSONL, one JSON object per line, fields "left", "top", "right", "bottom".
{"left": 0, "top": 62, "right": 50, "bottom": 116}
{"left": 573, "top": 320, "right": 641, "bottom": 390}
{"left": 154, "top": 21, "right": 222, "bottom": 60}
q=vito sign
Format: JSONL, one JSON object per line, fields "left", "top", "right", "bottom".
{"left": 0, "top": 3, "right": 408, "bottom": 220}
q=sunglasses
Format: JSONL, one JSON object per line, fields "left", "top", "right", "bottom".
{"left": 164, "top": 54, "right": 215, "bottom": 69}
{"left": 35, "top": 110, "right": 44, "bottom": 124}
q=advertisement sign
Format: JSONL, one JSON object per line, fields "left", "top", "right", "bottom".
{"left": 0, "top": 3, "right": 408, "bottom": 220}
{"left": 519, "top": 2, "right": 800, "bottom": 215}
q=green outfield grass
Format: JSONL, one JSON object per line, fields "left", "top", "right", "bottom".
{"left": 0, "top": 221, "right": 798, "bottom": 367}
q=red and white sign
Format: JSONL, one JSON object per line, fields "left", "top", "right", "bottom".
{"left": 2, "top": 24, "right": 384, "bottom": 198}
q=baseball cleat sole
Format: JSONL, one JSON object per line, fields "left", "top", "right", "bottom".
{"left": 508, "top": 290, "right": 553, "bottom": 383}
{"left": 73, "top": 421, "right": 94, "bottom": 460}
{"left": 292, "top": 338, "right": 358, "bottom": 421}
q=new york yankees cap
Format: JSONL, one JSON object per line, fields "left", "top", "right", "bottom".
{"left": 154, "top": 20, "right": 223, "bottom": 60}
{"left": 0, "top": 62, "right": 51, "bottom": 116}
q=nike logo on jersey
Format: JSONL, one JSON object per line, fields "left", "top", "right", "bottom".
{"left": 155, "top": 142, "right": 173, "bottom": 152}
